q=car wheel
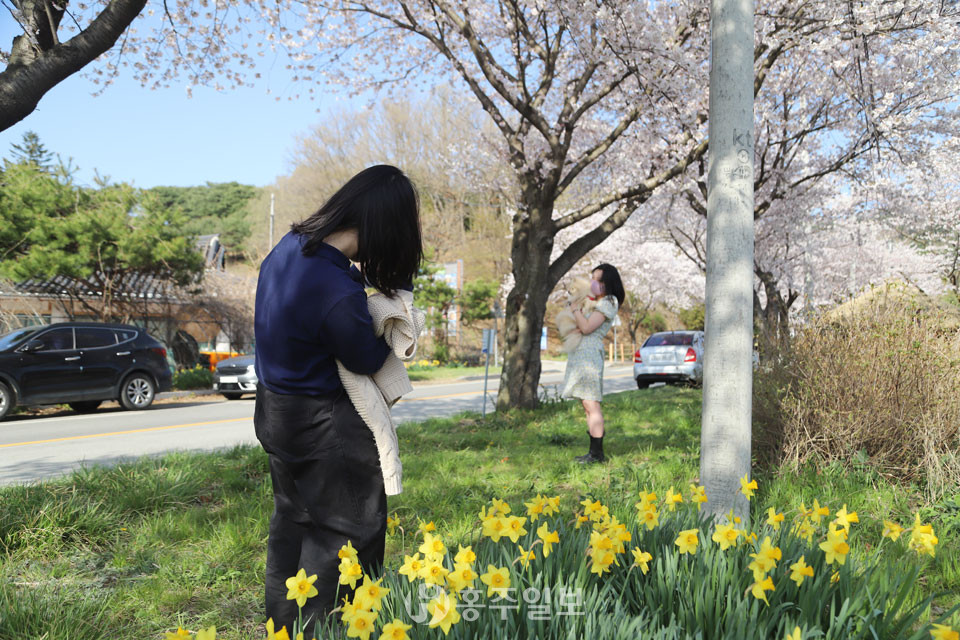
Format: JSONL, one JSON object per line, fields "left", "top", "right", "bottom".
{"left": 69, "top": 400, "right": 102, "bottom": 413}
{"left": 636, "top": 379, "right": 650, "bottom": 389}
{"left": 0, "top": 382, "right": 13, "bottom": 421}
{"left": 222, "top": 393, "right": 244, "bottom": 400}
{"left": 120, "top": 373, "right": 156, "bottom": 410}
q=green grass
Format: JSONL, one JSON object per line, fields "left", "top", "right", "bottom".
{"left": 405, "top": 365, "right": 500, "bottom": 382}
{"left": 0, "top": 387, "right": 956, "bottom": 638}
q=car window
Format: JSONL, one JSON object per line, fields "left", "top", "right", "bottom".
{"left": 114, "top": 329, "right": 137, "bottom": 343}
{"left": 0, "top": 327, "right": 40, "bottom": 351}
{"left": 76, "top": 328, "right": 117, "bottom": 349}
{"left": 643, "top": 333, "right": 694, "bottom": 347}
{"left": 35, "top": 328, "right": 75, "bottom": 351}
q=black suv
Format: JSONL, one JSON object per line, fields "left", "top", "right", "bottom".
{"left": 0, "top": 322, "right": 173, "bottom": 421}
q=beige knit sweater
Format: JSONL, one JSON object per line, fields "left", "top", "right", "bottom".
{"left": 336, "top": 289, "right": 424, "bottom": 496}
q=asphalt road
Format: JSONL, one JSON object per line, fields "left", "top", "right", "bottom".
{"left": 0, "top": 363, "right": 637, "bottom": 486}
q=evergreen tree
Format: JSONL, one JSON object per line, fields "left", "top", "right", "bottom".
{"left": 8, "top": 131, "right": 54, "bottom": 171}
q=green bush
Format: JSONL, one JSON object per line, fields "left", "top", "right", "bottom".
{"left": 172, "top": 365, "right": 213, "bottom": 390}
{"left": 678, "top": 303, "right": 705, "bottom": 331}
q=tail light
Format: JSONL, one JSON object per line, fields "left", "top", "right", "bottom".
{"left": 151, "top": 347, "right": 167, "bottom": 359}
{"left": 634, "top": 350, "right": 642, "bottom": 364}
{"left": 684, "top": 348, "right": 697, "bottom": 363}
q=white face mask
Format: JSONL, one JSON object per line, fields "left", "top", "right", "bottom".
{"left": 590, "top": 279, "right": 604, "bottom": 296}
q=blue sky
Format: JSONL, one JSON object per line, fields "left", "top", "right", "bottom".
{"left": 0, "top": 22, "right": 358, "bottom": 189}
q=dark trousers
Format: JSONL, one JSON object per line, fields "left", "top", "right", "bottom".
{"left": 254, "top": 385, "right": 387, "bottom": 635}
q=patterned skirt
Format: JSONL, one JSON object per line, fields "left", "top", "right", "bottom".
{"left": 561, "top": 342, "right": 605, "bottom": 402}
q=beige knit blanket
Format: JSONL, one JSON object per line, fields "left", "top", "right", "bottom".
{"left": 336, "top": 289, "right": 424, "bottom": 496}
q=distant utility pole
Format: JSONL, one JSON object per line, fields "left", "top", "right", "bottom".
{"left": 700, "top": 0, "right": 756, "bottom": 524}
{"left": 269, "top": 193, "right": 276, "bottom": 249}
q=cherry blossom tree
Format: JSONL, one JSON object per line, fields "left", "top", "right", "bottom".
{"left": 660, "top": 0, "right": 960, "bottom": 354}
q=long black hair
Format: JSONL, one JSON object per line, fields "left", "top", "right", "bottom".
{"left": 593, "top": 263, "right": 626, "bottom": 307}
{"left": 291, "top": 164, "right": 423, "bottom": 295}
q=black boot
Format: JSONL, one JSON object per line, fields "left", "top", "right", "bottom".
{"left": 575, "top": 436, "right": 605, "bottom": 464}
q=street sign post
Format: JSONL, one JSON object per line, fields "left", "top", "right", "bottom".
{"left": 481, "top": 328, "right": 495, "bottom": 418}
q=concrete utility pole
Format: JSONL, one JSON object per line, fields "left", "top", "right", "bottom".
{"left": 700, "top": 0, "right": 756, "bottom": 524}
{"left": 269, "top": 193, "right": 276, "bottom": 249}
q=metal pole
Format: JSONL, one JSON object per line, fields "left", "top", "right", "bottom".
{"left": 482, "top": 329, "right": 492, "bottom": 418}
{"left": 269, "top": 193, "right": 275, "bottom": 249}
{"left": 700, "top": 0, "right": 756, "bottom": 525}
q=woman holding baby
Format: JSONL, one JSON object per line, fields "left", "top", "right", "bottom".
{"left": 560, "top": 263, "right": 626, "bottom": 464}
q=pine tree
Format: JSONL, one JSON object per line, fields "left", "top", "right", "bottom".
{"left": 9, "top": 131, "right": 54, "bottom": 171}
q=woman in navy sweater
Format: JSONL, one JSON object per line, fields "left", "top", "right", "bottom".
{"left": 253, "top": 165, "right": 422, "bottom": 634}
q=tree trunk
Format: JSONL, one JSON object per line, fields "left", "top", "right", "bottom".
{"left": 700, "top": 0, "right": 755, "bottom": 525}
{"left": 753, "top": 269, "right": 798, "bottom": 361}
{"left": 496, "top": 188, "right": 555, "bottom": 410}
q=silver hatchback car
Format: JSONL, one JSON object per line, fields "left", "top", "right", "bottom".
{"left": 634, "top": 330, "right": 704, "bottom": 388}
{"left": 212, "top": 354, "right": 257, "bottom": 399}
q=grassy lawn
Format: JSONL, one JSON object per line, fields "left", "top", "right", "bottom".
{"left": 405, "top": 365, "right": 501, "bottom": 382}
{"left": 1, "top": 387, "right": 956, "bottom": 638}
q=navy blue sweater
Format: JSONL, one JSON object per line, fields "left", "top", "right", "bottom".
{"left": 254, "top": 231, "right": 391, "bottom": 396}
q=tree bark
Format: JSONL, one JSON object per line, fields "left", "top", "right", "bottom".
{"left": 753, "top": 268, "right": 798, "bottom": 360}
{"left": 1, "top": 0, "right": 146, "bottom": 132}
{"left": 496, "top": 187, "right": 556, "bottom": 410}
{"left": 700, "top": 0, "right": 755, "bottom": 525}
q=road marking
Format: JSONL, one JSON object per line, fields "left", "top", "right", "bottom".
{"left": 0, "top": 417, "right": 250, "bottom": 449}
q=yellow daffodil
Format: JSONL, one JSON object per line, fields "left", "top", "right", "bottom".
{"left": 833, "top": 505, "right": 858, "bottom": 532}
{"left": 766, "top": 507, "right": 784, "bottom": 531}
{"left": 340, "top": 596, "right": 358, "bottom": 625}
{"left": 338, "top": 559, "right": 364, "bottom": 589}
{"left": 909, "top": 513, "right": 938, "bottom": 557}
{"left": 640, "top": 506, "right": 660, "bottom": 531}
{"left": 515, "top": 544, "right": 536, "bottom": 568}
{"left": 504, "top": 516, "right": 528, "bottom": 543}
{"left": 454, "top": 545, "right": 476, "bottom": 566}
{"left": 482, "top": 516, "right": 508, "bottom": 542}
{"left": 195, "top": 628, "right": 216, "bottom": 640}
{"left": 419, "top": 531, "right": 447, "bottom": 559}
{"left": 882, "top": 520, "right": 904, "bottom": 541}
{"left": 427, "top": 590, "right": 461, "bottom": 636}
{"left": 417, "top": 520, "right": 436, "bottom": 534}
{"left": 689, "top": 484, "right": 708, "bottom": 510}
{"left": 675, "top": 529, "right": 699, "bottom": 555}
{"left": 285, "top": 569, "right": 319, "bottom": 608}
{"left": 631, "top": 548, "right": 653, "bottom": 574}
{"left": 747, "top": 558, "right": 768, "bottom": 583}
{"left": 574, "top": 513, "right": 590, "bottom": 529}
{"left": 339, "top": 540, "right": 359, "bottom": 563}
{"left": 789, "top": 556, "right": 814, "bottom": 587}
{"left": 480, "top": 565, "right": 511, "bottom": 597}
{"left": 712, "top": 523, "right": 740, "bottom": 551}
{"left": 830, "top": 570, "right": 840, "bottom": 584}
{"left": 742, "top": 531, "right": 758, "bottom": 545}
{"left": 590, "top": 550, "right": 617, "bottom": 575}
{"left": 544, "top": 495, "right": 561, "bottom": 515}
{"left": 537, "top": 523, "right": 560, "bottom": 557}
{"left": 785, "top": 626, "right": 802, "bottom": 640}
{"left": 795, "top": 518, "right": 816, "bottom": 544}
{"left": 379, "top": 619, "right": 412, "bottom": 640}
{"left": 398, "top": 553, "right": 424, "bottom": 583}
{"left": 446, "top": 564, "right": 478, "bottom": 594}
{"left": 353, "top": 575, "right": 389, "bottom": 612}
{"left": 525, "top": 494, "right": 547, "bottom": 521}
{"left": 490, "top": 498, "right": 512, "bottom": 516}
{"left": 345, "top": 607, "right": 377, "bottom": 640}
{"left": 589, "top": 531, "right": 615, "bottom": 554}
{"left": 740, "top": 474, "right": 758, "bottom": 500}
{"left": 420, "top": 560, "right": 450, "bottom": 586}
{"left": 165, "top": 627, "right": 192, "bottom": 640}
{"left": 819, "top": 528, "right": 850, "bottom": 566}
{"left": 930, "top": 623, "right": 960, "bottom": 640}
{"left": 810, "top": 499, "right": 829, "bottom": 524}
{"left": 386, "top": 513, "right": 399, "bottom": 536}
{"left": 749, "top": 576, "right": 775, "bottom": 604}
{"left": 265, "top": 618, "right": 289, "bottom": 640}
{"left": 665, "top": 486, "right": 684, "bottom": 511}
{"left": 725, "top": 508, "right": 743, "bottom": 526}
